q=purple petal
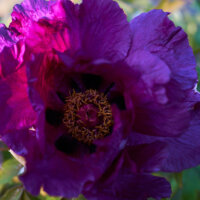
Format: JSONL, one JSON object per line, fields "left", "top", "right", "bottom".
{"left": 10, "top": 0, "right": 55, "bottom": 46}
{"left": 20, "top": 146, "right": 95, "bottom": 197}
{"left": 129, "top": 92, "right": 200, "bottom": 172}
{"left": 11, "top": 0, "right": 78, "bottom": 53}
{"left": 0, "top": 81, "right": 12, "bottom": 132}
{"left": 79, "top": 0, "right": 131, "bottom": 61}
{"left": 19, "top": 102, "right": 130, "bottom": 198}
{"left": 126, "top": 142, "right": 168, "bottom": 173}
{"left": 126, "top": 9, "right": 197, "bottom": 137}
{"left": 12, "top": 0, "right": 53, "bottom": 22}
{"left": 129, "top": 9, "right": 197, "bottom": 91}
{"left": 0, "top": 41, "right": 25, "bottom": 77}
{"left": 0, "top": 68, "right": 36, "bottom": 134}
{"left": 161, "top": 94, "right": 200, "bottom": 171}
{"left": 51, "top": 0, "right": 80, "bottom": 52}
{"left": 84, "top": 169, "right": 171, "bottom": 200}
{"left": 1, "top": 128, "right": 38, "bottom": 157}
{"left": 126, "top": 49, "right": 171, "bottom": 105}
{"left": 0, "top": 40, "right": 36, "bottom": 149}
{"left": 0, "top": 24, "right": 18, "bottom": 52}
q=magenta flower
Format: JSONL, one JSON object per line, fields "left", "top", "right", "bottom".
{"left": 0, "top": 0, "right": 200, "bottom": 199}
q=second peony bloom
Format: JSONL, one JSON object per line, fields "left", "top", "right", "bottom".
{"left": 0, "top": 0, "right": 200, "bottom": 199}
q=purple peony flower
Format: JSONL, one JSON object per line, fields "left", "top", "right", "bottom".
{"left": 0, "top": 0, "right": 200, "bottom": 199}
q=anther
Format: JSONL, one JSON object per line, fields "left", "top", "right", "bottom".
{"left": 63, "top": 90, "right": 113, "bottom": 144}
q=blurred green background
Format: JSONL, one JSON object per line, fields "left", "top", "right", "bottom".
{"left": 0, "top": 0, "right": 200, "bottom": 199}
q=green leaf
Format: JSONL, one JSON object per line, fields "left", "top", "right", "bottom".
{"left": 1, "top": 185, "right": 23, "bottom": 200}
{"left": 173, "top": 172, "right": 183, "bottom": 188}
{"left": 36, "top": 194, "right": 61, "bottom": 200}
{"left": 2, "top": 151, "right": 12, "bottom": 162}
{"left": 181, "top": 167, "right": 200, "bottom": 200}
{"left": 77, "top": 195, "right": 86, "bottom": 200}
{"left": 0, "top": 158, "right": 23, "bottom": 184}
{"left": 22, "top": 192, "right": 32, "bottom": 200}
{"left": 119, "top": 0, "right": 134, "bottom": 3}
{"left": 43, "top": 196, "right": 61, "bottom": 200}
{"left": 21, "top": 191, "right": 44, "bottom": 200}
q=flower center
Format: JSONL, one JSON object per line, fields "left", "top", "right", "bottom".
{"left": 63, "top": 90, "right": 113, "bottom": 144}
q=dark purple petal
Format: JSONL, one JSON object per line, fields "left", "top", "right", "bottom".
{"left": 129, "top": 9, "right": 197, "bottom": 91}
{"left": 21, "top": 150, "right": 94, "bottom": 197}
{"left": 1, "top": 128, "right": 38, "bottom": 157}
{"left": 126, "top": 50, "right": 193, "bottom": 137}
{"left": 0, "top": 81, "right": 12, "bottom": 132}
{"left": 84, "top": 169, "right": 171, "bottom": 200}
{"left": 133, "top": 94, "right": 194, "bottom": 137}
{"left": 126, "top": 142, "right": 168, "bottom": 173}
{"left": 126, "top": 9, "right": 197, "bottom": 137}
{"left": 126, "top": 49, "right": 171, "bottom": 105}
{"left": 129, "top": 92, "right": 200, "bottom": 172}
{"left": 79, "top": 0, "right": 131, "bottom": 61}
{"left": 160, "top": 94, "right": 200, "bottom": 171}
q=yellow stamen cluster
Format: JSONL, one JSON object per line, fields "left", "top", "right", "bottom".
{"left": 63, "top": 90, "right": 113, "bottom": 144}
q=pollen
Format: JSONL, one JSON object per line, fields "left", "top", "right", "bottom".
{"left": 63, "top": 89, "right": 113, "bottom": 144}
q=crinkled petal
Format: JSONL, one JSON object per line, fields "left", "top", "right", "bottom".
{"left": 129, "top": 9, "right": 197, "bottom": 91}
{"left": 129, "top": 92, "right": 200, "bottom": 172}
{"left": 126, "top": 50, "right": 193, "bottom": 137}
{"left": 126, "top": 49, "right": 171, "bottom": 104}
{"left": 11, "top": 0, "right": 131, "bottom": 58}
{"left": 84, "top": 169, "right": 171, "bottom": 200}
{"left": 10, "top": 0, "right": 56, "bottom": 49}
{"left": 11, "top": 0, "right": 53, "bottom": 25}
{"left": 79, "top": 0, "right": 131, "bottom": 61}
{"left": 126, "top": 9, "right": 197, "bottom": 137}
{"left": 10, "top": 0, "right": 79, "bottom": 53}
{"left": 0, "top": 24, "right": 18, "bottom": 52}
{"left": 0, "top": 41, "right": 36, "bottom": 156}
{"left": 20, "top": 149, "right": 94, "bottom": 197}
{"left": 27, "top": 19, "right": 73, "bottom": 52}
{"left": 0, "top": 71, "right": 37, "bottom": 158}
{"left": 133, "top": 93, "right": 195, "bottom": 137}
{"left": 0, "top": 41, "right": 25, "bottom": 77}
{"left": 2, "top": 68, "right": 36, "bottom": 131}
{"left": 161, "top": 106, "right": 200, "bottom": 171}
